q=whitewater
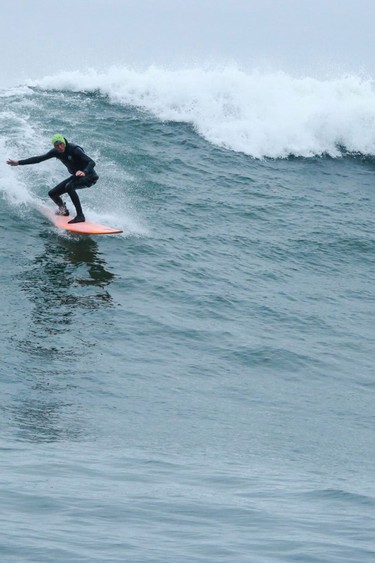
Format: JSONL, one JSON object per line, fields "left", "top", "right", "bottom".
{"left": 31, "top": 66, "right": 375, "bottom": 158}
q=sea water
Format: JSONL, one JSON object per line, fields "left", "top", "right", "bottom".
{"left": 0, "top": 66, "right": 374, "bottom": 562}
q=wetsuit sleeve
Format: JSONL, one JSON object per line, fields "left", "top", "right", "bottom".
{"left": 72, "top": 146, "right": 96, "bottom": 173}
{"left": 18, "top": 150, "right": 56, "bottom": 165}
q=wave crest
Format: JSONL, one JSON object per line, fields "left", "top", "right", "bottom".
{"left": 32, "top": 66, "right": 375, "bottom": 158}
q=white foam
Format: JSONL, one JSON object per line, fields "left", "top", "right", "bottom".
{"left": 31, "top": 65, "right": 375, "bottom": 158}
{"left": 85, "top": 206, "right": 149, "bottom": 238}
{"left": 0, "top": 138, "right": 34, "bottom": 207}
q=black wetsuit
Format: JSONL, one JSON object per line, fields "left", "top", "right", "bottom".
{"left": 18, "top": 139, "right": 99, "bottom": 216}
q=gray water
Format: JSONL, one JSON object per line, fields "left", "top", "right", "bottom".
{"left": 0, "top": 86, "right": 374, "bottom": 562}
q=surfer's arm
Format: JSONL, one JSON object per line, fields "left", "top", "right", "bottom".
{"left": 18, "top": 150, "right": 55, "bottom": 166}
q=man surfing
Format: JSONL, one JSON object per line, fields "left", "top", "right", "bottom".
{"left": 7, "top": 134, "right": 99, "bottom": 224}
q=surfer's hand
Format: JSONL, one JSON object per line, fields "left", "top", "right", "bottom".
{"left": 7, "top": 159, "right": 19, "bottom": 166}
{"left": 75, "top": 170, "right": 85, "bottom": 177}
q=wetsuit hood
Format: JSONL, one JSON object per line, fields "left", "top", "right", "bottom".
{"left": 51, "top": 134, "right": 66, "bottom": 146}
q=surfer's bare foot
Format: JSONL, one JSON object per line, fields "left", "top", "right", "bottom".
{"left": 68, "top": 215, "right": 85, "bottom": 224}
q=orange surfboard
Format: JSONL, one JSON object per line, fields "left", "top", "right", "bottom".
{"left": 38, "top": 205, "right": 123, "bottom": 235}
{"left": 53, "top": 214, "right": 123, "bottom": 235}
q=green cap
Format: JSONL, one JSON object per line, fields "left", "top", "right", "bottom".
{"left": 51, "top": 134, "right": 66, "bottom": 146}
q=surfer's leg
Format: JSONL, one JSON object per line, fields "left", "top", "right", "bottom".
{"left": 64, "top": 179, "right": 85, "bottom": 223}
{"left": 48, "top": 178, "right": 71, "bottom": 214}
{"left": 65, "top": 175, "right": 98, "bottom": 223}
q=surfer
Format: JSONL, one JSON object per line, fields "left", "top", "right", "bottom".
{"left": 6, "top": 134, "right": 99, "bottom": 223}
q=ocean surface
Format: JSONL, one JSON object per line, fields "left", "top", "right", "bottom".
{"left": 0, "top": 67, "right": 374, "bottom": 562}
